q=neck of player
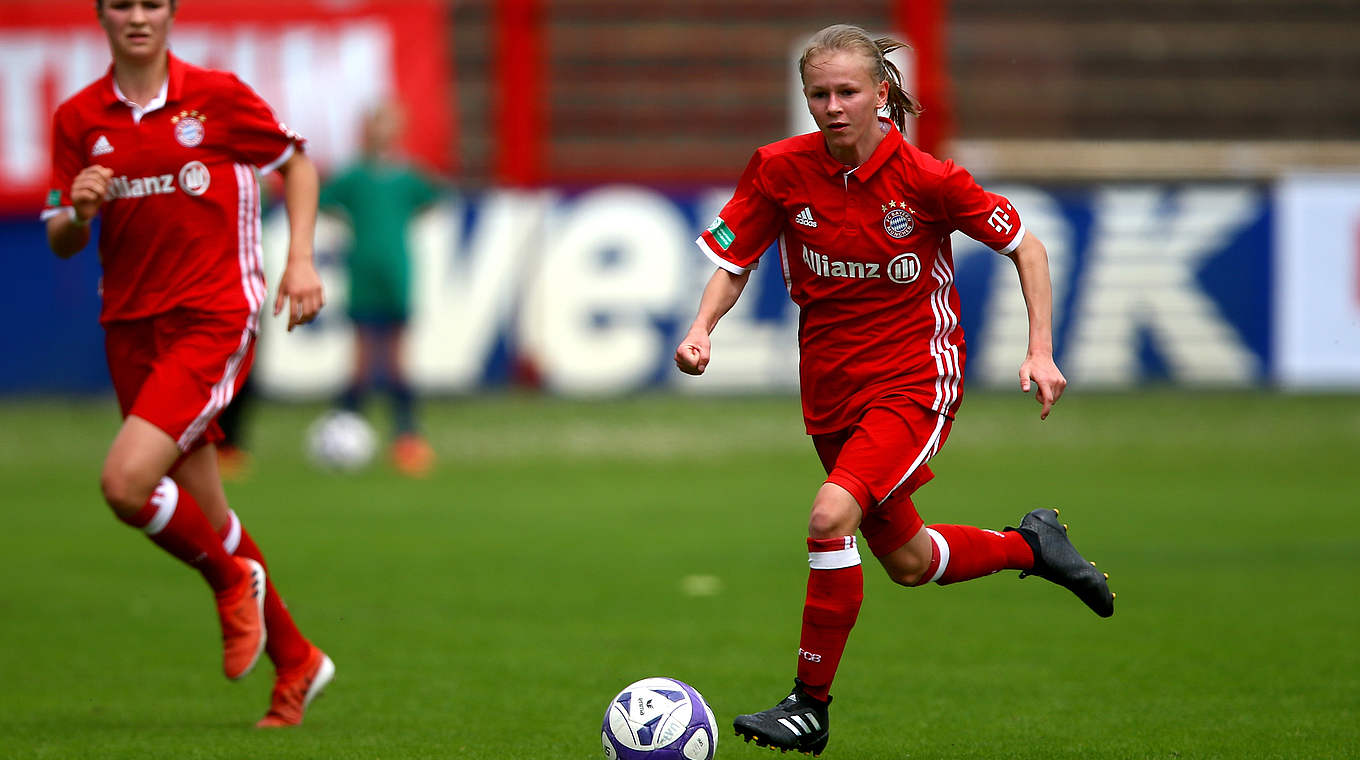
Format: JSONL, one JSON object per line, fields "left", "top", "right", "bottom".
{"left": 114, "top": 50, "right": 169, "bottom": 107}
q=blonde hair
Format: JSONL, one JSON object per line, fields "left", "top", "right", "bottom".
{"left": 798, "top": 24, "right": 923, "bottom": 133}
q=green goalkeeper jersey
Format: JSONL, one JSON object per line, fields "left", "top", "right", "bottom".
{"left": 320, "top": 158, "right": 439, "bottom": 322}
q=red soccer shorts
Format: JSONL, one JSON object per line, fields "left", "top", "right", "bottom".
{"left": 104, "top": 310, "right": 256, "bottom": 452}
{"left": 812, "top": 396, "right": 956, "bottom": 557}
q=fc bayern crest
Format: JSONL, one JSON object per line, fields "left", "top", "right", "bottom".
{"left": 172, "top": 110, "right": 206, "bottom": 148}
{"left": 883, "top": 207, "right": 914, "bottom": 239}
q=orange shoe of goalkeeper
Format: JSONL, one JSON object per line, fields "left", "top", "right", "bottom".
{"left": 391, "top": 433, "right": 434, "bottom": 477}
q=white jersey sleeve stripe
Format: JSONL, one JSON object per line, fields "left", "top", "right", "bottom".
{"left": 257, "top": 142, "right": 296, "bottom": 176}
{"left": 695, "top": 236, "right": 749, "bottom": 275}
{"left": 996, "top": 221, "right": 1027, "bottom": 255}
{"left": 40, "top": 206, "right": 75, "bottom": 222}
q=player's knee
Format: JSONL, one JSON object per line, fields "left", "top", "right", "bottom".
{"left": 99, "top": 466, "right": 152, "bottom": 520}
{"left": 807, "top": 503, "right": 855, "bottom": 538}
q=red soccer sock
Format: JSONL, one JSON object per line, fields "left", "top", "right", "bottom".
{"left": 119, "top": 477, "right": 242, "bottom": 591}
{"left": 797, "top": 536, "right": 864, "bottom": 701}
{"left": 219, "top": 510, "right": 314, "bottom": 670}
{"left": 915, "top": 524, "right": 1034, "bottom": 586}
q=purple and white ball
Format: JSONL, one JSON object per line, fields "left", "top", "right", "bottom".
{"left": 602, "top": 677, "right": 717, "bottom": 760}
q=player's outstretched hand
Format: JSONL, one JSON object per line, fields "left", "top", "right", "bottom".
{"left": 274, "top": 255, "right": 325, "bottom": 331}
{"left": 71, "top": 165, "right": 114, "bottom": 223}
{"left": 1020, "top": 353, "right": 1067, "bottom": 420}
{"left": 675, "top": 328, "right": 712, "bottom": 376}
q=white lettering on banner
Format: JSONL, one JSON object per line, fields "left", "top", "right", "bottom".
{"left": 409, "top": 192, "right": 550, "bottom": 390}
{"left": 166, "top": 25, "right": 393, "bottom": 167}
{"left": 1274, "top": 174, "right": 1360, "bottom": 387}
{"left": 673, "top": 189, "right": 800, "bottom": 393}
{"left": 0, "top": 37, "right": 49, "bottom": 184}
{"left": 520, "top": 187, "right": 688, "bottom": 395}
{"left": 255, "top": 211, "right": 355, "bottom": 397}
{"left": 250, "top": 184, "right": 1269, "bottom": 398}
{"left": 959, "top": 186, "right": 1075, "bottom": 387}
{"left": 255, "top": 193, "right": 549, "bottom": 397}
{"left": 1065, "top": 186, "right": 1262, "bottom": 385}
{"left": 0, "top": 25, "right": 392, "bottom": 191}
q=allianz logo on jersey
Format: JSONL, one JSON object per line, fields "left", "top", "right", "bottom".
{"left": 802, "top": 245, "right": 921, "bottom": 284}
{"left": 104, "top": 161, "right": 212, "bottom": 201}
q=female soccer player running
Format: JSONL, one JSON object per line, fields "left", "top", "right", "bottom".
{"left": 43, "top": 0, "right": 334, "bottom": 726}
{"left": 675, "top": 24, "right": 1115, "bottom": 755}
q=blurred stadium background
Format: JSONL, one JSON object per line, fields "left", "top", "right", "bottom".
{"left": 2, "top": 3, "right": 1358, "bottom": 758}
{"left": 4, "top": 0, "right": 1359, "bottom": 397}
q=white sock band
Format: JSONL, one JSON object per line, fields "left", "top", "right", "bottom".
{"left": 143, "top": 477, "right": 178, "bottom": 536}
{"left": 926, "top": 527, "right": 950, "bottom": 583}
{"left": 808, "top": 536, "right": 862, "bottom": 570}
{"left": 221, "top": 509, "right": 242, "bottom": 555}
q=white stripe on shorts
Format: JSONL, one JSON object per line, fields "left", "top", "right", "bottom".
{"left": 176, "top": 326, "right": 253, "bottom": 451}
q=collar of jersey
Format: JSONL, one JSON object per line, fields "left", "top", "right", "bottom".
{"left": 103, "top": 52, "right": 187, "bottom": 122}
{"left": 817, "top": 117, "right": 902, "bottom": 181}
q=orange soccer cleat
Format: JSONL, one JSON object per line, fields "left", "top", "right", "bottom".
{"left": 391, "top": 433, "right": 435, "bottom": 478}
{"left": 215, "top": 557, "right": 267, "bottom": 680}
{"left": 256, "top": 646, "right": 336, "bottom": 728}
{"left": 215, "top": 444, "right": 252, "bottom": 482}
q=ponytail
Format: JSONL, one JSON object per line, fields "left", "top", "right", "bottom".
{"left": 871, "top": 36, "right": 924, "bottom": 133}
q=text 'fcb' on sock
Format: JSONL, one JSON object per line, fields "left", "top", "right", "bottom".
{"left": 119, "top": 477, "right": 243, "bottom": 591}
{"left": 797, "top": 536, "right": 864, "bottom": 702}
{"left": 219, "top": 510, "right": 314, "bottom": 670}
{"left": 915, "top": 523, "right": 1034, "bottom": 586}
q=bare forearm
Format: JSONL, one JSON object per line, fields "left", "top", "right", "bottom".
{"left": 279, "top": 152, "right": 319, "bottom": 264}
{"left": 1007, "top": 231, "right": 1055, "bottom": 356}
{"left": 46, "top": 214, "right": 91, "bottom": 259}
{"left": 691, "top": 268, "right": 750, "bottom": 335}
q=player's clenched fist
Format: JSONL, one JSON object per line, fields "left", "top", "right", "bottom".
{"left": 675, "top": 328, "right": 712, "bottom": 375}
{"left": 70, "top": 165, "right": 114, "bottom": 222}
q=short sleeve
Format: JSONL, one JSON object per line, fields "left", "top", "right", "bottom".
{"left": 696, "top": 150, "right": 784, "bottom": 273}
{"left": 319, "top": 169, "right": 349, "bottom": 212}
{"left": 940, "top": 160, "right": 1025, "bottom": 254}
{"left": 226, "top": 75, "right": 306, "bottom": 176}
{"left": 40, "top": 106, "right": 85, "bottom": 221}
{"left": 408, "top": 168, "right": 440, "bottom": 210}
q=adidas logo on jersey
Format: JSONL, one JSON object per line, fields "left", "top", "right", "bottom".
{"left": 794, "top": 207, "right": 817, "bottom": 228}
{"left": 91, "top": 135, "right": 114, "bottom": 157}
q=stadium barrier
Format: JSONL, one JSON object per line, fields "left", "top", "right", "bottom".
{"left": 7, "top": 176, "right": 1356, "bottom": 396}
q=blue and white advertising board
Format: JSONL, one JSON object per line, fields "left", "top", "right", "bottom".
{"left": 0, "top": 181, "right": 1289, "bottom": 396}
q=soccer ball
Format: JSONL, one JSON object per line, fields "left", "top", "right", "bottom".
{"left": 305, "top": 410, "right": 377, "bottom": 471}
{"left": 602, "top": 677, "right": 717, "bottom": 760}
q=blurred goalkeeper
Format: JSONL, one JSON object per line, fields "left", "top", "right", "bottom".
{"left": 320, "top": 103, "right": 442, "bottom": 477}
{"left": 675, "top": 23, "right": 1114, "bottom": 756}
{"left": 42, "top": 0, "right": 333, "bottom": 727}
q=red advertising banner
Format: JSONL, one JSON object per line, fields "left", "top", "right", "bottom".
{"left": 0, "top": 0, "right": 454, "bottom": 214}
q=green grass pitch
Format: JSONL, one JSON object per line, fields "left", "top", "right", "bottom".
{"left": 0, "top": 391, "right": 1356, "bottom": 759}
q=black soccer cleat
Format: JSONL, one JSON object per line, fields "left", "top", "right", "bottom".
{"left": 1007, "top": 508, "right": 1115, "bottom": 618}
{"left": 733, "top": 680, "right": 830, "bottom": 756}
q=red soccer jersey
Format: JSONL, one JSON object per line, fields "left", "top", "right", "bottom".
{"left": 698, "top": 119, "right": 1025, "bottom": 434}
{"left": 42, "top": 53, "right": 304, "bottom": 327}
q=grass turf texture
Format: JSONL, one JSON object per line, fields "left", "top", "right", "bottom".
{"left": 0, "top": 391, "right": 1356, "bottom": 759}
